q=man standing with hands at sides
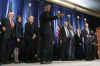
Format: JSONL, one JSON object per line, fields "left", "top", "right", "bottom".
{"left": 0, "top": 19, "right": 3, "bottom": 63}
{"left": 75, "top": 29, "right": 83, "bottom": 60}
{"left": 68, "top": 25, "right": 75, "bottom": 60}
{"left": 59, "top": 22, "right": 70, "bottom": 60}
{"left": 24, "top": 16, "right": 37, "bottom": 62}
{"left": 39, "top": 3, "right": 63, "bottom": 64}
{"left": 1, "top": 12, "right": 15, "bottom": 64}
{"left": 82, "top": 22, "right": 93, "bottom": 60}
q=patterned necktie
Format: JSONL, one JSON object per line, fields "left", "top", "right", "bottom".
{"left": 10, "top": 19, "right": 14, "bottom": 29}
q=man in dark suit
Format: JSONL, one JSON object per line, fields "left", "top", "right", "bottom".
{"left": 0, "top": 19, "right": 3, "bottom": 63}
{"left": 24, "top": 16, "right": 37, "bottom": 62}
{"left": 75, "top": 29, "right": 83, "bottom": 60}
{"left": 68, "top": 25, "right": 75, "bottom": 60}
{"left": 1, "top": 12, "right": 15, "bottom": 64}
{"left": 82, "top": 22, "right": 93, "bottom": 60}
{"left": 39, "top": 4, "right": 63, "bottom": 64}
{"left": 90, "top": 32, "right": 98, "bottom": 59}
{"left": 58, "top": 22, "right": 70, "bottom": 60}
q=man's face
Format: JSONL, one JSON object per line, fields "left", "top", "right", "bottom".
{"left": 29, "top": 16, "right": 34, "bottom": 23}
{"left": 70, "top": 26, "right": 73, "bottom": 30}
{"left": 77, "top": 29, "right": 81, "bottom": 34}
{"left": 18, "top": 17, "right": 22, "bottom": 23}
{"left": 44, "top": 5, "right": 51, "bottom": 12}
{"left": 85, "top": 23, "right": 88, "bottom": 28}
{"left": 9, "top": 13, "right": 14, "bottom": 19}
{"left": 64, "top": 22, "right": 68, "bottom": 27}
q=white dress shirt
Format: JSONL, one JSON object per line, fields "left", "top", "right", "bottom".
{"left": 64, "top": 26, "right": 69, "bottom": 37}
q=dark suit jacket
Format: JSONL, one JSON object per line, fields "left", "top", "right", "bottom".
{"left": 2, "top": 18, "right": 11, "bottom": 39}
{"left": 59, "top": 26, "right": 69, "bottom": 44}
{"left": 82, "top": 29, "right": 92, "bottom": 44}
{"left": 0, "top": 19, "right": 3, "bottom": 36}
{"left": 15, "top": 22, "right": 23, "bottom": 39}
{"left": 74, "top": 34, "right": 82, "bottom": 47}
{"left": 39, "top": 11, "right": 58, "bottom": 35}
{"left": 68, "top": 30, "right": 75, "bottom": 47}
{"left": 24, "top": 22, "right": 37, "bottom": 39}
{"left": 91, "top": 34, "right": 98, "bottom": 46}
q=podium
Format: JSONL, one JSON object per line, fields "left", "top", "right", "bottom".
{"left": 96, "top": 27, "right": 100, "bottom": 59}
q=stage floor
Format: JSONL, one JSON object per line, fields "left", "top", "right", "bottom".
{"left": 1, "top": 60, "right": 100, "bottom": 66}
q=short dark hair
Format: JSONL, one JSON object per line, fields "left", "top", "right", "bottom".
{"left": 16, "top": 16, "right": 21, "bottom": 22}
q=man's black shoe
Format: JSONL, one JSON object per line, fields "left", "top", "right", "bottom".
{"left": 1, "top": 61, "right": 10, "bottom": 64}
{"left": 40, "top": 61, "right": 48, "bottom": 64}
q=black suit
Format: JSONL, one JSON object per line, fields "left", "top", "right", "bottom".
{"left": 82, "top": 29, "right": 93, "bottom": 60}
{"left": 1, "top": 18, "right": 12, "bottom": 63}
{"left": 58, "top": 26, "right": 70, "bottom": 60}
{"left": 0, "top": 19, "right": 3, "bottom": 62}
{"left": 89, "top": 33, "right": 98, "bottom": 59}
{"left": 24, "top": 22, "right": 37, "bottom": 61}
{"left": 91, "top": 34, "right": 98, "bottom": 59}
{"left": 2, "top": 18, "right": 12, "bottom": 39}
{"left": 39, "top": 11, "right": 58, "bottom": 62}
{"left": 74, "top": 34, "right": 83, "bottom": 60}
{"left": 0, "top": 19, "right": 3, "bottom": 38}
{"left": 68, "top": 30, "right": 75, "bottom": 60}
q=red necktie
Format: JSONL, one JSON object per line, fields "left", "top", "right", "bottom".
{"left": 57, "top": 26, "right": 60, "bottom": 43}
{"left": 10, "top": 19, "right": 14, "bottom": 29}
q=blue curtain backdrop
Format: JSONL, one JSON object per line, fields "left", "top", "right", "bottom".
{"left": 0, "top": 0, "right": 86, "bottom": 47}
